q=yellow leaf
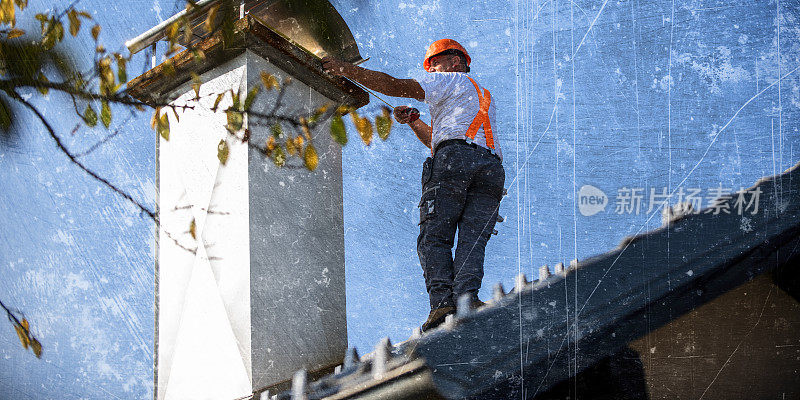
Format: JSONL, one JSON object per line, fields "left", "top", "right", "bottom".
{"left": 189, "top": 219, "right": 196, "bottom": 239}
{"left": 30, "top": 337, "right": 42, "bottom": 358}
{"left": 300, "top": 117, "right": 312, "bottom": 140}
{"left": 150, "top": 108, "right": 160, "bottom": 129}
{"left": 217, "top": 139, "right": 229, "bottom": 165}
{"left": 192, "top": 49, "right": 206, "bottom": 63}
{"left": 166, "top": 21, "right": 179, "bottom": 41}
{"left": 303, "top": 142, "right": 319, "bottom": 171}
{"left": 1, "top": 1, "right": 15, "bottom": 26}
{"left": 205, "top": 4, "right": 219, "bottom": 33}
{"left": 182, "top": 18, "right": 192, "bottom": 44}
{"left": 285, "top": 135, "right": 297, "bottom": 156}
{"left": 67, "top": 9, "right": 80, "bottom": 36}
{"left": 163, "top": 59, "right": 175, "bottom": 77}
{"left": 7, "top": 28, "right": 24, "bottom": 39}
{"left": 158, "top": 113, "right": 170, "bottom": 140}
{"left": 91, "top": 24, "right": 100, "bottom": 40}
{"left": 337, "top": 105, "right": 352, "bottom": 115}
{"left": 190, "top": 72, "right": 202, "bottom": 99}
{"left": 260, "top": 71, "right": 279, "bottom": 91}
{"left": 53, "top": 21, "right": 63, "bottom": 41}
{"left": 351, "top": 113, "right": 373, "bottom": 146}
{"left": 308, "top": 103, "right": 330, "bottom": 124}
{"left": 14, "top": 320, "right": 29, "bottom": 349}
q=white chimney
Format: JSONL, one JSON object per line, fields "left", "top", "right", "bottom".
{"left": 126, "top": 2, "right": 367, "bottom": 399}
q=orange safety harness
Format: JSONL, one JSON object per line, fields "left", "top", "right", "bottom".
{"left": 431, "top": 76, "right": 497, "bottom": 156}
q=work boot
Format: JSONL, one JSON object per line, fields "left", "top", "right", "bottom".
{"left": 421, "top": 306, "right": 455, "bottom": 332}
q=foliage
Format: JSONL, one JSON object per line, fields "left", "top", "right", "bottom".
{"left": 0, "top": 0, "right": 396, "bottom": 358}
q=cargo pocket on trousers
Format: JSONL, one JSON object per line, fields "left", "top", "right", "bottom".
{"left": 421, "top": 157, "right": 434, "bottom": 188}
{"left": 418, "top": 186, "right": 438, "bottom": 226}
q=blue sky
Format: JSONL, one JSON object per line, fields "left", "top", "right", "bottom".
{"left": 1, "top": 0, "right": 798, "bottom": 398}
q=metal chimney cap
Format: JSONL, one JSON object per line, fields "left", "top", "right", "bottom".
{"left": 126, "top": 0, "right": 364, "bottom": 64}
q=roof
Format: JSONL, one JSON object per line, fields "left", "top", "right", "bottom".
{"left": 265, "top": 160, "right": 800, "bottom": 399}
{"left": 125, "top": 15, "right": 368, "bottom": 108}
{"left": 125, "top": 0, "right": 364, "bottom": 64}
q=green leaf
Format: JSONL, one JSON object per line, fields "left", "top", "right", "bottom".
{"left": 116, "top": 56, "right": 127, "bottom": 83}
{"left": 226, "top": 110, "right": 243, "bottom": 132}
{"left": 243, "top": 86, "right": 259, "bottom": 111}
{"left": 308, "top": 104, "right": 329, "bottom": 124}
{"left": 100, "top": 100, "right": 111, "bottom": 128}
{"left": 217, "top": 139, "right": 229, "bottom": 165}
{"left": 212, "top": 92, "right": 225, "bottom": 111}
{"left": 83, "top": 104, "right": 97, "bottom": 127}
{"left": 0, "top": 96, "right": 12, "bottom": 131}
{"left": 231, "top": 90, "right": 240, "bottom": 110}
{"left": 303, "top": 142, "right": 319, "bottom": 171}
{"left": 190, "top": 72, "right": 202, "bottom": 98}
{"left": 270, "top": 123, "right": 282, "bottom": 138}
{"left": 376, "top": 115, "right": 391, "bottom": 141}
{"left": 36, "top": 73, "right": 49, "bottom": 95}
{"left": 272, "top": 146, "right": 285, "bottom": 167}
{"left": 329, "top": 114, "right": 347, "bottom": 146}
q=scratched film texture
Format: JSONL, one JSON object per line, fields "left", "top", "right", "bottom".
{"left": 0, "top": 0, "right": 798, "bottom": 399}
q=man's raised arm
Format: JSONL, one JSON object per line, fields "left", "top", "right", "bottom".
{"left": 321, "top": 57, "right": 425, "bottom": 102}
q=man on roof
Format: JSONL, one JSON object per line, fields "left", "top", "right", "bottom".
{"left": 323, "top": 38, "right": 505, "bottom": 332}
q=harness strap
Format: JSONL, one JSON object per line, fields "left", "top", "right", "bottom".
{"left": 430, "top": 76, "right": 496, "bottom": 155}
{"left": 465, "top": 76, "right": 495, "bottom": 149}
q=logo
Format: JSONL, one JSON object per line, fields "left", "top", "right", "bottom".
{"left": 578, "top": 185, "right": 608, "bottom": 216}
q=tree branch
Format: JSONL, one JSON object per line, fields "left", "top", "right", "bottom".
{"left": 8, "top": 89, "right": 156, "bottom": 220}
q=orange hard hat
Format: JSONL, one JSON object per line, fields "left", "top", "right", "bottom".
{"left": 423, "top": 39, "right": 471, "bottom": 71}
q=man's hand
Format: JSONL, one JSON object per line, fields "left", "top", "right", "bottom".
{"left": 321, "top": 56, "right": 353, "bottom": 77}
{"left": 393, "top": 106, "right": 419, "bottom": 124}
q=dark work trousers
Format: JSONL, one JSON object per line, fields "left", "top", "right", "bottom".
{"left": 417, "top": 141, "right": 505, "bottom": 310}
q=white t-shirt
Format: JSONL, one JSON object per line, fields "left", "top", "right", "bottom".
{"left": 414, "top": 72, "right": 502, "bottom": 161}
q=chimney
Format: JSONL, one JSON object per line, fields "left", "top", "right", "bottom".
{"left": 126, "top": 1, "right": 367, "bottom": 399}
